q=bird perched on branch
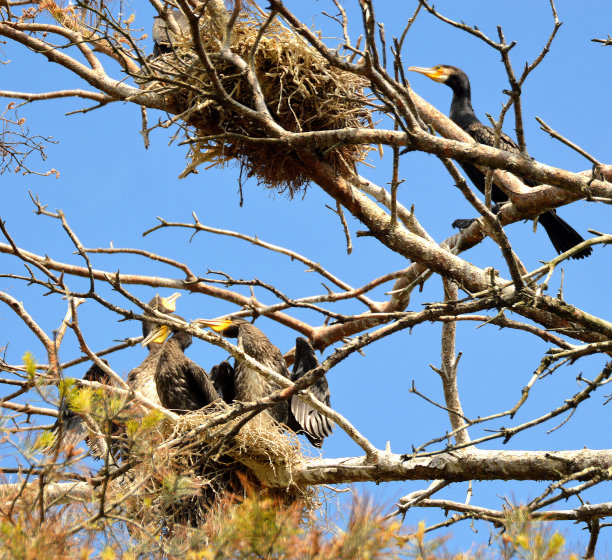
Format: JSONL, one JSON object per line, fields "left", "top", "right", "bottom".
{"left": 140, "top": 316, "right": 219, "bottom": 414}
{"left": 198, "top": 317, "right": 333, "bottom": 447}
{"left": 50, "top": 293, "right": 182, "bottom": 456}
{"left": 127, "top": 292, "right": 181, "bottom": 405}
{"left": 408, "top": 64, "right": 591, "bottom": 260}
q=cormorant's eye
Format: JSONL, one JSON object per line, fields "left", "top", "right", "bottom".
{"left": 433, "top": 65, "right": 441, "bottom": 70}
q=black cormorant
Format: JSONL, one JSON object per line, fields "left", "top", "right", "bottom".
{"left": 140, "top": 317, "right": 219, "bottom": 414}
{"left": 408, "top": 64, "right": 591, "bottom": 259}
{"left": 198, "top": 317, "right": 333, "bottom": 446}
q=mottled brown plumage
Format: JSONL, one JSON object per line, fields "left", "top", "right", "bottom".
{"left": 149, "top": 326, "right": 219, "bottom": 414}
{"left": 226, "top": 319, "right": 291, "bottom": 424}
{"left": 127, "top": 293, "right": 181, "bottom": 404}
{"left": 50, "top": 360, "right": 111, "bottom": 456}
{"left": 200, "top": 318, "right": 332, "bottom": 446}
{"left": 50, "top": 293, "right": 182, "bottom": 457}
{"left": 127, "top": 342, "right": 163, "bottom": 405}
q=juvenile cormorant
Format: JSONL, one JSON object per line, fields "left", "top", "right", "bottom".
{"left": 198, "top": 318, "right": 333, "bottom": 446}
{"left": 197, "top": 317, "right": 290, "bottom": 424}
{"left": 51, "top": 359, "right": 111, "bottom": 456}
{"left": 127, "top": 293, "right": 181, "bottom": 405}
{"left": 50, "top": 294, "right": 182, "bottom": 456}
{"left": 140, "top": 317, "right": 219, "bottom": 414}
{"left": 210, "top": 360, "right": 236, "bottom": 404}
{"left": 408, "top": 64, "right": 591, "bottom": 259}
{"left": 287, "top": 337, "right": 333, "bottom": 448}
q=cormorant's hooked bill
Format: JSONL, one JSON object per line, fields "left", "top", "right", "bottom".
{"left": 407, "top": 65, "right": 449, "bottom": 83}
{"left": 408, "top": 64, "right": 592, "bottom": 260}
{"left": 196, "top": 316, "right": 238, "bottom": 335}
{"left": 149, "top": 292, "right": 181, "bottom": 314}
{"left": 140, "top": 314, "right": 187, "bottom": 348}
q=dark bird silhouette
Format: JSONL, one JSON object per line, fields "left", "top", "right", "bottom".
{"left": 140, "top": 317, "right": 219, "bottom": 414}
{"left": 198, "top": 317, "right": 333, "bottom": 446}
{"left": 287, "top": 337, "right": 333, "bottom": 448}
{"left": 408, "top": 64, "right": 591, "bottom": 260}
{"left": 50, "top": 359, "right": 111, "bottom": 456}
{"left": 210, "top": 360, "right": 236, "bottom": 404}
{"left": 152, "top": 9, "right": 191, "bottom": 57}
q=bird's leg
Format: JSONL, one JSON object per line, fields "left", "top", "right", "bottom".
{"left": 452, "top": 202, "right": 506, "bottom": 230}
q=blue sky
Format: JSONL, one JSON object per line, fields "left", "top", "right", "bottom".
{"left": 2, "top": 0, "right": 612, "bottom": 553}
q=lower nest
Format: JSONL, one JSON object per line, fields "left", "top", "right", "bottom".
{"left": 121, "top": 402, "right": 318, "bottom": 530}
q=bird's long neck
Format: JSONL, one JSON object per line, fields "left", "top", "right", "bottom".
{"left": 447, "top": 76, "right": 480, "bottom": 129}
{"left": 237, "top": 324, "right": 273, "bottom": 362}
{"left": 171, "top": 330, "right": 192, "bottom": 352}
{"left": 146, "top": 342, "right": 163, "bottom": 357}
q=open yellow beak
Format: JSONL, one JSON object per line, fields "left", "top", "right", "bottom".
{"left": 160, "top": 292, "right": 181, "bottom": 312}
{"left": 141, "top": 325, "right": 170, "bottom": 347}
{"left": 407, "top": 66, "right": 445, "bottom": 82}
{"left": 195, "top": 318, "right": 234, "bottom": 333}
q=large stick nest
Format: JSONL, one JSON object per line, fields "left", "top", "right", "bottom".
{"left": 139, "top": 9, "right": 373, "bottom": 195}
{"left": 119, "top": 402, "right": 318, "bottom": 532}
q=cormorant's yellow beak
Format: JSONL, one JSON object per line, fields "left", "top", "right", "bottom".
{"left": 160, "top": 292, "right": 181, "bottom": 312}
{"left": 195, "top": 318, "right": 234, "bottom": 333}
{"left": 141, "top": 325, "right": 170, "bottom": 347}
{"left": 408, "top": 65, "right": 446, "bottom": 83}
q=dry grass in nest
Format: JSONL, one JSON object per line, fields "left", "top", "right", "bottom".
{"left": 122, "top": 402, "right": 319, "bottom": 531}
{"left": 139, "top": 10, "right": 373, "bottom": 195}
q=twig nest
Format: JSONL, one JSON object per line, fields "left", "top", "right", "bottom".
{"left": 139, "top": 9, "right": 373, "bottom": 194}
{"left": 123, "top": 401, "right": 318, "bottom": 531}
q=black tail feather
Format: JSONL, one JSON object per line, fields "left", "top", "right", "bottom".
{"left": 539, "top": 211, "right": 591, "bottom": 260}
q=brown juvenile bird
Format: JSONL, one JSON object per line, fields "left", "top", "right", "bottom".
{"left": 127, "top": 292, "right": 181, "bottom": 405}
{"left": 198, "top": 317, "right": 333, "bottom": 447}
{"left": 50, "top": 292, "right": 182, "bottom": 456}
{"left": 50, "top": 359, "right": 112, "bottom": 457}
{"left": 141, "top": 316, "right": 219, "bottom": 414}
{"left": 408, "top": 64, "right": 591, "bottom": 259}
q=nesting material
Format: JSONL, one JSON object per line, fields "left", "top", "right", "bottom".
{"left": 122, "top": 401, "right": 318, "bottom": 531}
{"left": 140, "top": 9, "right": 373, "bottom": 194}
